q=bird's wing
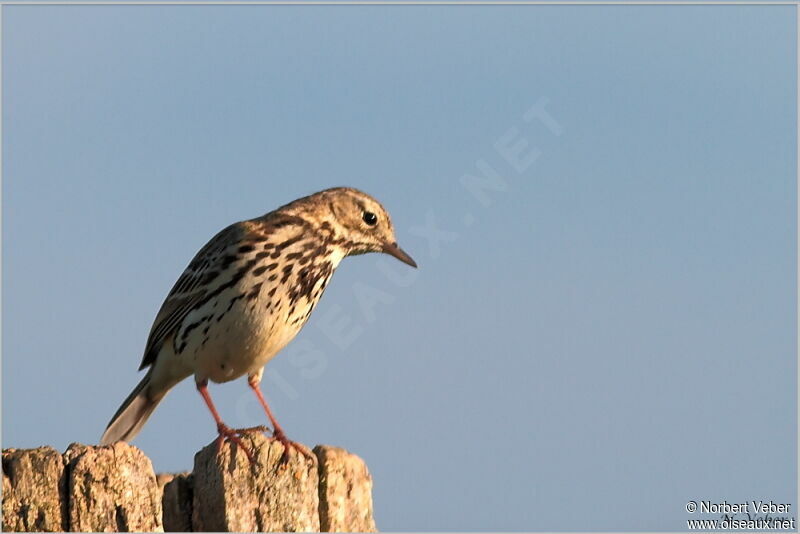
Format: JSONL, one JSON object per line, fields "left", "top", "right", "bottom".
{"left": 137, "top": 223, "right": 243, "bottom": 370}
{"left": 136, "top": 214, "right": 311, "bottom": 371}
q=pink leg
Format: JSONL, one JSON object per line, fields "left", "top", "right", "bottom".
{"left": 248, "top": 377, "right": 314, "bottom": 462}
{"left": 196, "top": 380, "right": 256, "bottom": 464}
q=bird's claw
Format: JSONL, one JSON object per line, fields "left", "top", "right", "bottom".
{"left": 215, "top": 423, "right": 267, "bottom": 464}
{"left": 271, "top": 429, "right": 315, "bottom": 464}
{"left": 213, "top": 423, "right": 313, "bottom": 466}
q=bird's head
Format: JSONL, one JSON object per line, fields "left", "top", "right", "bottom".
{"left": 288, "top": 187, "right": 417, "bottom": 268}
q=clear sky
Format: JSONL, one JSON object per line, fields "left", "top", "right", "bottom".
{"left": 3, "top": 4, "right": 796, "bottom": 531}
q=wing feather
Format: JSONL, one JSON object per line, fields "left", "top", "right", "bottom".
{"left": 137, "top": 223, "right": 243, "bottom": 370}
{"left": 137, "top": 214, "right": 312, "bottom": 371}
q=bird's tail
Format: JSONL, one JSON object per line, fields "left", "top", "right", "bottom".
{"left": 100, "top": 368, "right": 165, "bottom": 445}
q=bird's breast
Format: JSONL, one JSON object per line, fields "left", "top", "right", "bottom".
{"left": 178, "top": 253, "right": 336, "bottom": 384}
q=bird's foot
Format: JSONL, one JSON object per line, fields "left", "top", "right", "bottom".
{"left": 215, "top": 423, "right": 267, "bottom": 464}
{"left": 271, "top": 429, "right": 315, "bottom": 464}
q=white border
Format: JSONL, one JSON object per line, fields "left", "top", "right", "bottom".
{"left": 0, "top": 1, "right": 798, "bottom": 5}
{"left": 0, "top": 2, "right": 796, "bottom": 532}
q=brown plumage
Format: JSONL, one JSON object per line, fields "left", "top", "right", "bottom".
{"left": 100, "top": 187, "right": 416, "bottom": 460}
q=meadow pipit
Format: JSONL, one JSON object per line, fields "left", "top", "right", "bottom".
{"left": 100, "top": 187, "right": 416, "bottom": 461}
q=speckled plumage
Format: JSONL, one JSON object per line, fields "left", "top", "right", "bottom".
{"left": 100, "top": 187, "right": 416, "bottom": 457}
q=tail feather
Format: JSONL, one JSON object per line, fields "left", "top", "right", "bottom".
{"left": 100, "top": 369, "right": 164, "bottom": 445}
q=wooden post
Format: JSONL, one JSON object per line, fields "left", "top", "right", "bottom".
{"left": 2, "top": 437, "right": 377, "bottom": 532}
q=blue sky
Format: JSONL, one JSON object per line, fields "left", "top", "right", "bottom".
{"left": 3, "top": 5, "right": 796, "bottom": 531}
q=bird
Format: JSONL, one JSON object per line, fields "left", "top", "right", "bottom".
{"left": 100, "top": 187, "right": 417, "bottom": 461}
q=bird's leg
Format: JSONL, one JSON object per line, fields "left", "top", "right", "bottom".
{"left": 247, "top": 376, "right": 315, "bottom": 463}
{"left": 196, "top": 380, "right": 256, "bottom": 464}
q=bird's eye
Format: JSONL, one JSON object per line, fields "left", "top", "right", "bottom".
{"left": 362, "top": 211, "right": 378, "bottom": 226}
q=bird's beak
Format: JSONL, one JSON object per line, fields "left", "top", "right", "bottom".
{"left": 382, "top": 242, "right": 417, "bottom": 268}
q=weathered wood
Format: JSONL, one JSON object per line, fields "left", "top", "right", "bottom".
{"left": 2, "top": 438, "right": 378, "bottom": 532}
{"left": 315, "top": 445, "right": 377, "bottom": 532}
{"left": 191, "top": 434, "right": 319, "bottom": 532}
{"left": 158, "top": 473, "right": 193, "bottom": 532}
{"left": 2, "top": 447, "right": 67, "bottom": 532}
{"left": 65, "top": 442, "right": 163, "bottom": 532}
